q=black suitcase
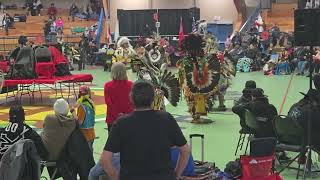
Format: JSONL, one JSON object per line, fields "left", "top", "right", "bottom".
{"left": 182, "top": 134, "right": 220, "bottom": 180}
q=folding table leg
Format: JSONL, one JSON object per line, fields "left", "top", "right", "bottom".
{"left": 67, "top": 82, "right": 71, "bottom": 102}
{"left": 38, "top": 84, "right": 43, "bottom": 102}
{"left": 31, "top": 84, "right": 36, "bottom": 102}
{"left": 5, "top": 87, "right": 9, "bottom": 102}
{"left": 54, "top": 83, "right": 58, "bottom": 98}
{"left": 59, "top": 83, "right": 63, "bottom": 98}
{"left": 72, "top": 82, "right": 77, "bottom": 100}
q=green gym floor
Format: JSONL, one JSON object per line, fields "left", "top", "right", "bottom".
{"left": 0, "top": 67, "right": 315, "bottom": 179}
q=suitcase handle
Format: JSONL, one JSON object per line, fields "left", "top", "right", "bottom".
{"left": 189, "top": 134, "right": 204, "bottom": 139}
{"left": 189, "top": 134, "right": 204, "bottom": 162}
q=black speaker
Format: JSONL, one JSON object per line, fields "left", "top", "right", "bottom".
{"left": 189, "top": 7, "right": 200, "bottom": 20}
{"left": 294, "top": 9, "right": 320, "bottom": 46}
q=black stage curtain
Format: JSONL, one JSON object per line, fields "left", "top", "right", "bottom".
{"left": 118, "top": 8, "right": 200, "bottom": 36}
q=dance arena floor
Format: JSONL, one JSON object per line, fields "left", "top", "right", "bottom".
{"left": 0, "top": 67, "right": 313, "bottom": 179}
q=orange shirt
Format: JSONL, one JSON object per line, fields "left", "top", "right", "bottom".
{"left": 80, "top": 128, "right": 96, "bottom": 142}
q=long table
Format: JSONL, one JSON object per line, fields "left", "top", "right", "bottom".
{"left": 2, "top": 74, "right": 93, "bottom": 103}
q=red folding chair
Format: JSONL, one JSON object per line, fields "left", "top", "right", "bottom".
{"left": 240, "top": 154, "right": 282, "bottom": 180}
{"left": 35, "top": 62, "right": 56, "bottom": 79}
{"left": 0, "top": 61, "right": 9, "bottom": 73}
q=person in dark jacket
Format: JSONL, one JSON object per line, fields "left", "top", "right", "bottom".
{"left": 244, "top": 88, "right": 278, "bottom": 138}
{"left": 0, "top": 105, "right": 48, "bottom": 160}
{"left": 49, "top": 126, "right": 95, "bottom": 180}
{"left": 232, "top": 80, "right": 257, "bottom": 131}
{"left": 69, "top": 3, "right": 79, "bottom": 22}
{"left": 41, "top": 98, "right": 77, "bottom": 161}
{"left": 233, "top": 88, "right": 254, "bottom": 130}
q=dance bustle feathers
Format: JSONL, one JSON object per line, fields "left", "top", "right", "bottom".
{"left": 159, "top": 69, "right": 181, "bottom": 106}
{"left": 181, "top": 34, "right": 220, "bottom": 94}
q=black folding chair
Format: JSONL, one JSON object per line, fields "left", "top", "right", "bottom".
{"left": 238, "top": 109, "right": 259, "bottom": 155}
{"left": 40, "top": 161, "right": 58, "bottom": 180}
{"left": 250, "top": 137, "right": 277, "bottom": 157}
{"left": 273, "top": 115, "right": 305, "bottom": 179}
{"left": 234, "top": 127, "right": 254, "bottom": 156}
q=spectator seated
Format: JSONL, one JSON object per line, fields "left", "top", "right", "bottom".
{"left": 0, "top": 106, "right": 48, "bottom": 161}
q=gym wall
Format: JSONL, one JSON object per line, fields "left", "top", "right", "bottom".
{"left": 1, "top": 0, "right": 90, "bottom": 9}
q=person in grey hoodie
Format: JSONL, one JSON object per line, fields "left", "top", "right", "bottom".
{"left": 41, "top": 98, "right": 77, "bottom": 161}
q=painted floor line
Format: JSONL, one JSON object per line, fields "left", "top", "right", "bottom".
{"left": 279, "top": 74, "right": 295, "bottom": 115}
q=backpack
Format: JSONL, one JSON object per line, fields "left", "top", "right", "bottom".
{"left": 224, "top": 159, "right": 242, "bottom": 179}
{"left": 0, "top": 139, "right": 41, "bottom": 180}
{"left": 77, "top": 103, "right": 95, "bottom": 129}
{"left": 0, "top": 122, "right": 29, "bottom": 159}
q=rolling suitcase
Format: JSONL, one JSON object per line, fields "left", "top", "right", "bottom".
{"left": 182, "top": 134, "right": 220, "bottom": 180}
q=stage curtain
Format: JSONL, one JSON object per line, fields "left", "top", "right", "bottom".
{"left": 118, "top": 8, "right": 200, "bottom": 36}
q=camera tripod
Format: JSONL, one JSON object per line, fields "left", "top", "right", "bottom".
{"left": 301, "top": 47, "right": 320, "bottom": 179}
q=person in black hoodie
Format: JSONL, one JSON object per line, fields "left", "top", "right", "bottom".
{"left": 245, "top": 88, "right": 277, "bottom": 138}
{"left": 0, "top": 105, "right": 48, "bottom": 160}
{"left": 232, "top": 80, "right": 256, "bottom": 131}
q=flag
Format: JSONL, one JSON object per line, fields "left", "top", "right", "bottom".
{"left": 178, "top": 17, "right": 185, "bottom": 44}
{"left": 107, "top": 26, "right": 113, "bottom": 44}
{"left": 153, "top": 12, "right": 159, "bottom": 22}
{"left": 114, "top": 19, "right": 120, "bottom": 42}
{"left": 192, "top": 17, "right": 197, "bottom": 33}
{"left": 95, "top": 8, "right": 105, "bottom": 47}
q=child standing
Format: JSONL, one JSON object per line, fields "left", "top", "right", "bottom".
{"left": 75, "top": 85, "right": 96, "bottom": 152}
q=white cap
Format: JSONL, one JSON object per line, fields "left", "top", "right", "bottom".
{"left": 53, "top": 98, "right": 69, "bottom": 115}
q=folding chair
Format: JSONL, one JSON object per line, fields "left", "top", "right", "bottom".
{"left": 40, "top": 161, "right": 58, "bottom": 180}
{"left": 239, "top": 137, "right": 282, "bottom": 180}
{"left": 239, "top": 109, "right": 259, "bottom": 154}
{"left": 273, "top": 115, "right": 305, "bottom": 179}
{"left": 234, "top": 110, "right": 255, "bottom": 156}
{"left": 235, "top": 128, "right": 254, "bottom": 156}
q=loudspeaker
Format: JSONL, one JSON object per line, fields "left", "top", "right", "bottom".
{"left": 294, "top": 9, "right": 320, "bottom": 46}
{"left": 189, "top": 7, "right": 200, "bottom": 20}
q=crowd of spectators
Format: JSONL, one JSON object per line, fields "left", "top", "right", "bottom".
{"left": 227, "top": 20, "right": 320, "bottom": 77}
{"left": 0, "top": 63, "right": 191, "bottom": 180}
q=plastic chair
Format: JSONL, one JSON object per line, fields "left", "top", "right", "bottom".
{"left": 273, "top": 115, "right": 305, "bottom": 179}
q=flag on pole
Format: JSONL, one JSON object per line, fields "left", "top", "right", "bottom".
{"left": 178, "top": 17, "right": 185, "bottom": 44}
{"left": 114, "top": 19, "right": 120, "bottom": 42}
{"left": 107, "top": 26, "right": 113, "bottom": 44}
{"left": 192, "top": 17, "right": 197, "bottom": 33}
{"left": 95, "top": 8, "right": 105, "bottom": 46}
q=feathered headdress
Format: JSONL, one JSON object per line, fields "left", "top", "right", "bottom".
{"left": 117, "top": 37, "right": 132, "bottom": 48}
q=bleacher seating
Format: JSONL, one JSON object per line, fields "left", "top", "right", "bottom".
{"left": 0, "top": 8, "right": 98, "bottom": 54}
{"left": 0, "top": 8, "right": 97, "bottom": 37}
{"left": 262, "top": 3, "right": 296, "bottom": 32}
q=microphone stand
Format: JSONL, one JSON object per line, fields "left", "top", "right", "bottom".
{"left": 302, "top": 45, "right": 320, "bottom": 179}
